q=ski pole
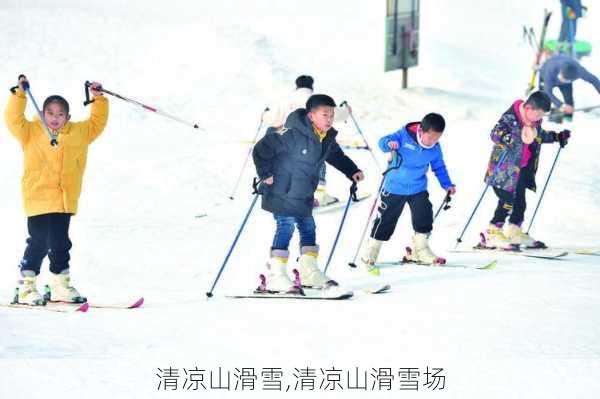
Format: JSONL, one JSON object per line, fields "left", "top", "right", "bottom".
{"left": 83, "top": 81, "right": 202, "bottom": 130}
{"left": 10, "top": 75, "right": 58, "bottom": 147}
{"left": 323, "top": 181, "right": 359, "bottom": 274}
{"left": 549, "top": 104, "right": 600, "bottom": 120}
{"left": 526, "top": 10, "right": 552, "bottom": 96}
{"left": 228, "top": 107, "right": 269, "bottom": 200}
{"left": 434, "top": 191, "right": 452, "bottom": 221}
{"left": 454, "top": 150, "right": 508, "bottom": 248}
{"left": 340, "top": 101, "right": 382, "bottom": 173}
{"left": 526, "top": 146, "right": 562, "bottom": 234}
{"left": 348, "top": 152, "right": 402, "bottom": 268}
{"left": 206, "top": 178, "right": 262, "bottom": 298}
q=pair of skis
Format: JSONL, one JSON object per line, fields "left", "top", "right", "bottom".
{"left": 228, "top": 285, "right": 391, "bottom": 300}
{"left": 229, "top": 269, "right": 391, "bottom": 300}
{"left": 2, "top": 297, "right": 144, "bottom": 313}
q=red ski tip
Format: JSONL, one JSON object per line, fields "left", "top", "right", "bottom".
{"left": 77, "top": 302, "right": 90, "bottom": 312}
{"left": 129, "top": 297, "right": 144, "bottom": 309}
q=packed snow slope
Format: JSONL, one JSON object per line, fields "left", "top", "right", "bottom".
{"left": 1, "top": 1, "right": 599, "bottom": 398}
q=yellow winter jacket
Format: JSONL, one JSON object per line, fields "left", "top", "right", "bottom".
{"left": 4, "top": 90, "right": 109, "bottom": 216}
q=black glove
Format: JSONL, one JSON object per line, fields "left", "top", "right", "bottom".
{"left": 557, "top": 129, "right": 571, "bottom": 148}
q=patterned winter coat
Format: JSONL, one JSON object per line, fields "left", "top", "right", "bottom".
{"left": 484, "top": 100, "right": 560, "bottom": 193}
{"left": 253, "top": 109, "right": 360, "bottom": 217}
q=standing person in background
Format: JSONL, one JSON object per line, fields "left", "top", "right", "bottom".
{"left": 558, "top": 0, "right": 585, "bottom": 55}
{"left": 263, "top": 75, "right": 352, "bottom": 207}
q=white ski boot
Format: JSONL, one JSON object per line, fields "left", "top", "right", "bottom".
{"left": 46, "top": 271, "right": 87, "bottom": 303}
{"left": 404, "top": 233, "right": 446, "bottom": 265}
{"left": 297, "top": 246, "right": 337, "bottom": 288}
{"left": 314, "top": 185, "right": 339, "bottom": 208}
{"left": 358, "top": 238, "right": 383, "bottom": 276}
{"left": 261, "top": 250, "right": 302, "bottom": 294}
{"left": 504, "top": 223, "right": 547, "bottom": 249}
{"left": 15, "top": 273, "right": 45, "bottom": 306}
{"left": 477, "top": 224, "right": 518, "bottom": 251}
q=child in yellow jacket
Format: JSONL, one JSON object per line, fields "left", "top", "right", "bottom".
{"left": 4, "top": 75, "right": 108, "bottom": 306}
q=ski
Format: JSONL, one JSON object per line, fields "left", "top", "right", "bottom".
{"left": 313, "top": 192, "right": 372, "bottom": 214}
{"left": 310, "top": 282, "right": 391, "bottom": 295}
{"left": 526, "top": 9, "right": 552, "bottom": 96}
{"left": 450, "top": 248, "right": 568, "bottom": 260}
{"left": 1, "top": 301, "right": 89, "bottom": 313}
{"left": 228, "top": 273, "right": 353, "bottom": 300}
{"left": 43, "top": 285, "right": 144, "bottom": 309}
{"left": 88, "top": 297, "right": 145, "bottom": 309}
{"left": 227, "top": 291, "right": 353, "bottom": 300}
{"left": 573, "top": 249, "right": 600, "bottom": 256}
{"left": 360, "top": 284, "right": 391, "bottom": 294}
{"left": 375, "top": 259, "right": 497, "bottom": 270}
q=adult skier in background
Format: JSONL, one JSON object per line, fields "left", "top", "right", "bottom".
{"left": 539, "top": 54, "right": 600, "bottom": 121}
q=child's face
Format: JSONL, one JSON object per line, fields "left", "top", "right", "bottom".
{"left": 420, "top": 129, "right": 443, "bottom": 147}
{"left": 523, "top": 105, "right": 545, "bottom": 123}
{"left": 43, "top": 102, "right": 70, "bottom": 131}
{"left": 308, "top": 106, "right": 335, "bottom": 132}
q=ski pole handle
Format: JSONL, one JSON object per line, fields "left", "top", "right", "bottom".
{"left": 83, "top": 80, "right": 96, "bottom": 106}
{"left": 10, "top": 74, "right": 27, "bottom": 94}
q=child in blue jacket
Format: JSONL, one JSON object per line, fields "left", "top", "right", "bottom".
{"left": 359, "top": 113, "right": 455, "bottom": 273}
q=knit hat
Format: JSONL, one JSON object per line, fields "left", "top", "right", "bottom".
{"left": 295, "top": 75, "right": 314, "bottom": 90}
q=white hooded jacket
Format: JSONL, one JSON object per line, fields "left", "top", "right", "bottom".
{"left": 263, "top": 87, "right": 350, "bottom": 128}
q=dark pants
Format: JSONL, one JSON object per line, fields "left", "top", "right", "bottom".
{"left": 271, "top": 214, "right": 317, "bottom": 250}
{"left": 540, "top": 80, "right": 574, "bottom": 108}
{"left": 370, "top": 190, "right": 433, "bottom": 241}
{"left": 490, "top": 162, "right": 535, "bottom": 226}
{"left": 557, "top": 83, "right": 574, "bottom": 107}
{"left": 19, "top": 213, "right": 72, "bottom": 276}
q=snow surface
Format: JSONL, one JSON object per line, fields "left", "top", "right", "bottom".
{"left": 1, "top": 1, "right": 600, "bottom": 398}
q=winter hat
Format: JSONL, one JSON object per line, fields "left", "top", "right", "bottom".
{"left": 306, "top": 94, "right": 336, "bottom": 111}
{"left": 295, "top": 75, "right": 314, "bottom": 90}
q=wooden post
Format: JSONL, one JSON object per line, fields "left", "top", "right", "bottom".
{"left": 402, "top": 67, "right": 408, "bottom": 89}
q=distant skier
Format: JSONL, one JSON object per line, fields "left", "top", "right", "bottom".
{"left": 539, "top": 54, "right": 600, "bottom": 121}
{"left": 252, "top": 94, "right": 364, "bottom": 293}
{"left": 479, "top": 91, "right": 570, "bottom": 250}
{"left": 558, "top": 0, "right": 584, "bottom": 54}
{"left": 358, "top": 113, "right": 456, "bottom": 274}
{"left": 263, "top": 75, "right": 352, "bottom": 207}
{"left": 4, "top": 75, "right": 109, "bottom": 306}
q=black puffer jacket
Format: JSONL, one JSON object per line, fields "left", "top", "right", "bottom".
{"left": 252, "top": 109, "right": 360, "bottom": 217}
